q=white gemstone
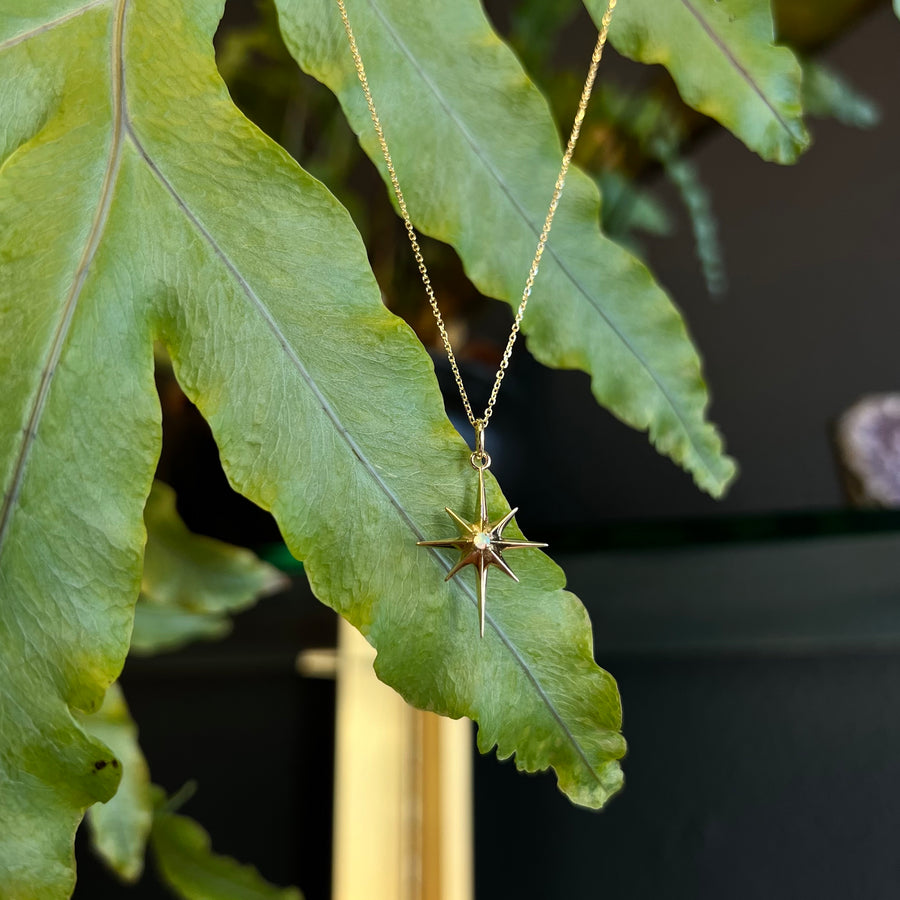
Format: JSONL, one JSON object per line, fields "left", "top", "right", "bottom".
{"left": 473, "top": 532, "right": 491, "bottom": 550}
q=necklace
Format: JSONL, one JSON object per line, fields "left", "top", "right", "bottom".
{"left": 336, "top": 0, "right": 618, "bottom": 636}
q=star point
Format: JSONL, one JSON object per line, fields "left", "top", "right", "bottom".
{"left": 417, "top": 467, "right": 546, "bottom": 637}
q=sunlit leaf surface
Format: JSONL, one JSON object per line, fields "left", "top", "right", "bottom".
{"left": 1, "top": 2, "right": 629, "bottom": 894}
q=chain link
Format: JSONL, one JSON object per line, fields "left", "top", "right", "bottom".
{"left": 336, "top": 0, "right": 617, "bottom": 431}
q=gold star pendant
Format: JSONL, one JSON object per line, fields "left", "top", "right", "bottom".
{"left": 418, "top": 434, "right": 546, "bottom": 638}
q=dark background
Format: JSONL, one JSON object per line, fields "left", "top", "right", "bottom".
{"left": 521, "top": 1, "right": 900, "bottom": 528}
{"left": 473, "top": 8, "right": 900, "bottom": 899}
{"left": 74, "top": 2, "right": 900, "bottom": 899}
{"left": 474, "top": 7, "right": 900, "bottom": 898}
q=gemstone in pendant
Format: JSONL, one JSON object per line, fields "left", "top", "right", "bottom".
{"left": 473, "top": 531, "right": 492, "bottom": 550}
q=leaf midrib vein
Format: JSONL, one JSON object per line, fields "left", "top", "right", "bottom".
{"left": 126, "top": 125, "right": 606, "bottom": 790}
{"left": 0, "top": 0, "right": 128, "bottom": 560}
{"left": 0, "top": 0, "right": 106, "bottom": 53}
{"left": 362, "top": 0, "right": 720, "bottom": 479}
{"left": 679, "top": 0, "right": 803, "bottom": 142}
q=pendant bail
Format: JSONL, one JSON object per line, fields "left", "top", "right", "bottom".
{"left": 470, "top": 419, "right": 491, "bottom": 471}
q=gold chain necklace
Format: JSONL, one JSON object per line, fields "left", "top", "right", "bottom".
{"left": 337, "top": 0, "right": 618, "bottom": 635}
